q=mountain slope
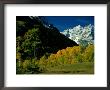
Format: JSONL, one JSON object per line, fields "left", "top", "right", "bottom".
{"left": 16, "top": 16, "right": 78, "bottom": 60}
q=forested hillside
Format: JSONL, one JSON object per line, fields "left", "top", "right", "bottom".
{"left": 16, "top": 16, "right": 78, "bottom": 60}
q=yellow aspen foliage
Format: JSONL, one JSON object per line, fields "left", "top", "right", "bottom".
{"left": 16, "top": 52, "right": 21, "bottom": 60}
{"left": 56, "top": 50, "right": 62, "bottom": 58}
{"left": 83, "top": 45, "right": 94, "bottom": 62}
{"left": 39, "top": 56, "right": 47, "bottom": 65}
{"left": 38, "top": 44, "right": 94, "bottom": 68}
{"left": 72, "top": 46, "right": 80, "bottom": 55}
{"left": 22, "top": 60, "right": 31, "bottom": 69}
{"left": 61, "top": 49, "right": 67, "bottom": 55}
{"left": 49, "top": 54, "right": 56, "bottom": 60}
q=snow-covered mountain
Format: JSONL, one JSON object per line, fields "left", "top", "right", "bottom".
{"left": 60, "top": 24, "right": 94, "bottom": 45}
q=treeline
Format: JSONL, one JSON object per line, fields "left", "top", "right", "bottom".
{"left": 16, "top": 45, "right": 94, "bottom": 74}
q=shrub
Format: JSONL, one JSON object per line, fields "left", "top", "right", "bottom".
{"left": 16, "top": 59, "right": 40, "bottom": 74}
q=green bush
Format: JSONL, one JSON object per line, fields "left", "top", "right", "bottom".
{"left": 16, "top": 59, "right": 41, "bottom": 74}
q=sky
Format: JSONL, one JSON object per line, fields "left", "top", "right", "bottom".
{"left": 43, "top": 16, "right": 94, "bottom": 32}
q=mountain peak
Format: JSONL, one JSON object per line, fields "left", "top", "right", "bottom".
{"left": 60, "top": 24, "right": 94, "bottom": 45}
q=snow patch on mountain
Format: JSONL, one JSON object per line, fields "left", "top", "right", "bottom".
{"left": 60, "top": 24, "right": 94, "bottom": 45}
